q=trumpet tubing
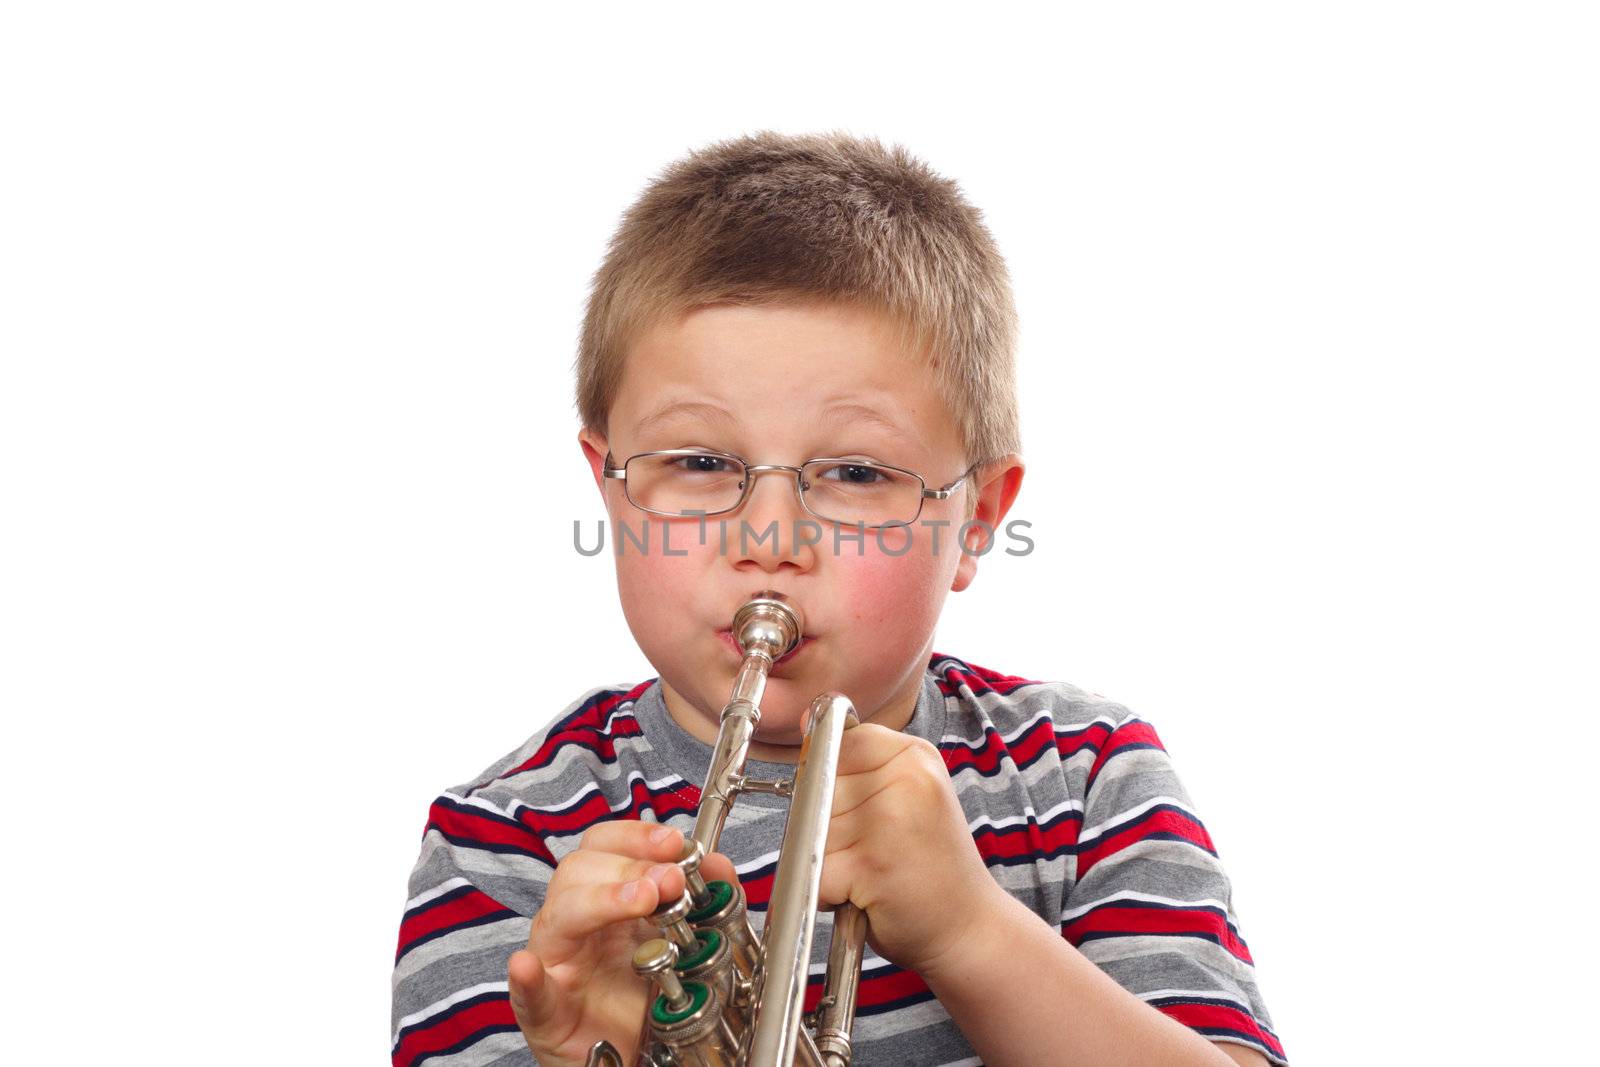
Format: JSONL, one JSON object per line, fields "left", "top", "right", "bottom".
{"left": 586, "top": 593, "right": 868, "bottom": 1067}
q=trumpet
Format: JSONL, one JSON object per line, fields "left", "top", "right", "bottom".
{"left": 585, "top": 593, "right": 868, "bottom": 1067}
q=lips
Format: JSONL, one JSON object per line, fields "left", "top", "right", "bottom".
{"left": 717, "top": 628, "right": 812, "bottom": 667}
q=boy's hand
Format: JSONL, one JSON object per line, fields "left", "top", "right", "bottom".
{"left": 507, "top": 823, "right": 737, "bottom": 1067}
{"left": 819, "top": 724, "right": 1005, "bottom": 977}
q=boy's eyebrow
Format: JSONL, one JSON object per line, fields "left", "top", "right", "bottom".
{"left": 820, "top": 403, "right": 922, "bottom": 449}
{"left": 633, "top": 399, "right": 923, "bottom": 452}
{"left": 633, "top": 400, "right": 737, "bottom": 436}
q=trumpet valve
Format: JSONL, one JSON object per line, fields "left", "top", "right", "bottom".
{"left": 633, "top": 938, "right": 690, "bottom": 1012}
{"left": 650, "top": 892, "right": 700, "bottom": 954}
{"left": 679, "top": 838, "right": 712, "bottom": 907}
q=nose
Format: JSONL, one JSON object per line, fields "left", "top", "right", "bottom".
{"left": 732, "top": 466, "right": 818, "bottom": 572}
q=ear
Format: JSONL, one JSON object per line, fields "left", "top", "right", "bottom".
{"left": 951, "top": 454, "right": 1025, "bottom": 593}
{"left": 578, "top": 427, "right": 611, "bottom": 498}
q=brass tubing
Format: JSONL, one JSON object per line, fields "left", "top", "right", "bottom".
{"left": 813, "top": 904, "right": 868, "bottom": 1067}
{"left": 744, "top": 693, "right": 858, "bottom": 1067}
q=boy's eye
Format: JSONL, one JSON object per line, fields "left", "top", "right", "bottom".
{"left": 669, "top": 453, "right": 738, "bottom": 475}
{"left": 816, "top": 463, "right": 885, "bottom": 486}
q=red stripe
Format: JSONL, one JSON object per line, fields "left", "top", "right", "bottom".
{"left": 1084, "top": 720, "right": 1165, "bottom": 789}
{"left": 427, "top": 802, "right": 557, "bottom": 866}
{"left": 789, "top": 966, "right": 932, "bottom": 1013}
{"left": 852, "top": 966, "right": 932, "bottom": 1009}
{"left": 1156, "top": 1000, "right": 1285, "bottom": 1059}
{"left": 1076, "top": 806, "right": 1215, "bottom": 880}
{"left": 495, "top": 682, "right": 653, "bottom": 779}
{"left": 392, "top": 996, "right": 516, "bottom": 1067}
{"left": 397, "top": 889, "right": 515, "bottom": 960}
{"left": 1063, "top": 904, "right": 1252, "bottom": 962}
{"left": 973, "top": 816, "right": 1080, "bottom": 863}
{"left": 932, "top": 656, "right": 1039, "bottom": 697}
{"left": 1054, "top": 720, "right": 1116, "bottom": 761}
{"left": 520, "top": 779, "right": 701, "bottom": 837}
{"left": 941, "top": 716, "right": 1059, "bottom": 775}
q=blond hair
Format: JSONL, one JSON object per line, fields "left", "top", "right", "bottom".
{"left": 575, "top": 131, "right": 1020, "bottom": 468}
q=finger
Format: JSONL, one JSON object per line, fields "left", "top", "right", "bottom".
{"left": 577, "top": 820, "right": 687, "bottom": 861}
{"left": 816, "top": 841, "right": 868, "bottom": 910}
{"left": 700, "top": 850, "right": 738, "bottom": 886}
{"left": 833, "top": 722, "right": 925, "bottom": 776}
{"left": 835, "top": 732, "right": 951, "bottom": 820}
{"left": 532, "top": 856, "right": 687, "bottom": 955}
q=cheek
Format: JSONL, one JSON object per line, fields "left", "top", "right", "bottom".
{"left": 610, "top": 516, "right": 714, "bottom": 611}
{"left": 831, "top": 534, "right": 956, "bottom": 641}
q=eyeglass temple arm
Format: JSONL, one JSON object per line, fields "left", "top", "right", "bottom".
{"left": 924, "top": 461, "right": 983, "bottom": 499}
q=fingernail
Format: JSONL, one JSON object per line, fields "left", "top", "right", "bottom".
{"left": 619, "top": 879, "right": 640, "bottom": 903}
{"left": 646, "top": 863, "right": 672, "bottom": 886}
{"left": 649, "top": 825, "right": 674, "bottom": 845}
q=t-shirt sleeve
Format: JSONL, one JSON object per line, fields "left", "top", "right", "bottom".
{"left": 1064, "top": 716, "right": 1288, "bottom": 1065}
{"left": 390, "top": 790, "right": 556, "bottom": 1067}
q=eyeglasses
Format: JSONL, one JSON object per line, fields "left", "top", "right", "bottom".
{"left": 602, "top": 448, "right": 977, "bottom": 529}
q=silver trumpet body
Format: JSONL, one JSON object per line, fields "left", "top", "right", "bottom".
{"left": 586, "top": 594, "right": 868, "bottom": 1067}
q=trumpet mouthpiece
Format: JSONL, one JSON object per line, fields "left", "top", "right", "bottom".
{"left": 732, "top": 593, "right": 803, "bottom": 658}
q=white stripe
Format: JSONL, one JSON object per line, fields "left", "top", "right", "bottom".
{"left": 597, "top": 703, "right": 633, "bottom": 733}
{"left": 491, "top": 735, "right": 655, "bottom": 793}
{"left": 931, "top": 669, "right": 1142, "bottom": 731}
{"left": 939, "top": 707, "right": 1051, "bottom": 747}
{"left": 404, "top": 876, "right": 471, "bottom": 912}
{"left": 1077, "top": 794, "right": 1194, "bottom": 845}
{"left": 392, "top": 980, "right": 510, "bottom": 1047}
{"left": 1060, "top": 889, "right": 1232, "bottom": 923}
{"left": 441, "top": 790, "right": 518, "bottom": 820}
{"left": 735, "top": 849, "right": 781, "bottom": 877}
{"left": 513, "top": 770, "right": 693, "bottom": 823}
{"left": 967, "top": 795, "right": 1082, "bottom": 834}
{"left": 942, "top": 706, "right": 1144, "bottom": 752}
{"left": 1137, "top": 987, "right": 1252, "bottom": 1010}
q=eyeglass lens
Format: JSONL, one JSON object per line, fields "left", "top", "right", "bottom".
{"left": 624, "top": 453, "right": 924, "bottom": 527}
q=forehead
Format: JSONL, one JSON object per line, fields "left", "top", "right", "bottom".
{"left": 610, "top": 302, "right": 962, "bottom": 460}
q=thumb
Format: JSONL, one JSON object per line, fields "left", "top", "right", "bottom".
{"left": 507, "top": 949, "right": 557, "bottom": 1033}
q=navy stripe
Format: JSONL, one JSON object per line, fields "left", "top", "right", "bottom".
{"left": 972, "top": 806, "right": 1082, "bottom": 839}
{"left": 1077, "top": 803, "right": 1210, "bottom": 850}
{"left": 532, "top": 776, "right": 698, "bottom": 820}
{"left": 1083, "top": 740, "right": 1167, "bottom": 790}
{"left": 976, "top": 807, "right": 1215, "bottom": 867}
{"left": 394, "top": 989, "right": 508, "bottom": 1043}
{"left": 857, "top": 984, "right": 938, "bottom": 1016}
{"left": 1147, "top": 993, "right": 1254, "bottom": 1012}
{"left": 940, "top": 718, "right": 1066, "bottom": 777}
{"left": 1072, "top": 896, "right": 1242, "bottom": 939}
{"left": 433, "top": 795, "right": 529, "bottom": 830}
{"left": 403, "top": 883, "right": 477, "bottom": 922}
{"left": 408, "top": 1023, "right": 521, "bottom": 1066}
{"left": 475, "top": 688, "right": 650, "bottom": 789}
{"left": 1076, "top": 927, "right": 1230, "bottom": 949}
{"left": 431, "top": 829, "right": 555, "bottom": 865}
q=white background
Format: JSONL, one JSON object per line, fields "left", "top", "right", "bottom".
{"left": 3, "top": 3, "right": 1595, "bottom": 1064}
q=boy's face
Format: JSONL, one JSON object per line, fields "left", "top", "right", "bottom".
{"left": 579, "top": 302, "right": 1019, "bottom": 754}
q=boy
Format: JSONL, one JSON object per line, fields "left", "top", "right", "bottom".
{"left": 392, "top": 132, "right": 1285, "bottom": 1066}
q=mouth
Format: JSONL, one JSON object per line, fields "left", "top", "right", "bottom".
{"left": 716, "top": 628, "right": 813, "bottom": 668}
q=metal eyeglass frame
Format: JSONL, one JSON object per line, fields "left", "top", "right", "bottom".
{"left": 602, "top": 448, "right": 979, "bottom": 529}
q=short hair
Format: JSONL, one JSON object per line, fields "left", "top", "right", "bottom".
{"left": 574, "top": 131, "right": 1020, "bottom": 468}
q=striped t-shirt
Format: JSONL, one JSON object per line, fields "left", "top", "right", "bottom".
{"left": 392, "top": 654, "right": 1287, "bottom": 1066}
